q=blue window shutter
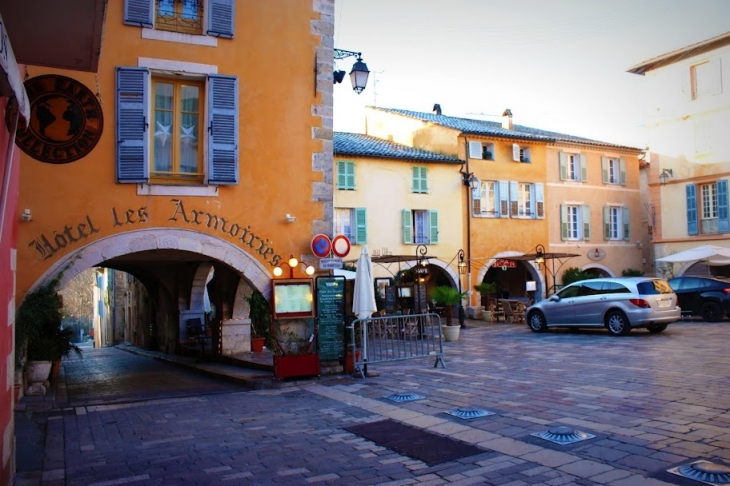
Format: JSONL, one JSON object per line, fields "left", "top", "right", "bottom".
{"left": 603, "top": 206, "right": 611, "bottom": 240}
{"left": 498, "top": 180, "right": 509, "bottom": 218}
{"left": 509, "top": 181, "right": 518, "bottom": 217}
{"left": 560, "top": 205, "right": 568, "bottom": 240}
{"left": 429, "top": 210, "right": 439, "bottom": 244}
{"left": 686, "top": 184, "right": 698, "bottom": 235}
{"left": 580, "top": 154, "right": 587, "bottom": 182}
{"left": 619, "top": 158, "right": 627, "bottom": 185}
{"left": 622, "top": 207, "right": 630, "bottom": 240}
{"left": 116, "top": 67, "right": 149, "bottom": 183}
{"left": 207, "top": 0, "right": 234, "bottom": 38}
{"left": 124, "top": 0, "right": 153, "bottom": 27}
{"left": 718, "top": 180, "right": 729, "bottom": 233}
{"left": 583, "top": 205, "right": 591, "bottom": 240}
{"left": 402, "top": 209, "right": 412, "bottom": 244}
{"left": 207, "top": 75, "right": 238, "bottom": 185}
{"left": 354, "top": 208, "right": 367, "bottom": 244}
{"left": 535, "top": 183, "right": 544, "bottom": 219}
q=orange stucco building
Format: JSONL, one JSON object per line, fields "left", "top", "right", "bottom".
{"left": 16, "top": 1, "right": 335, "bottom": 358}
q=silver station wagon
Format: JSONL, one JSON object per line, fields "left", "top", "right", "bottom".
{"left": 526, "top": 277, "right": 681, "bottom": 336}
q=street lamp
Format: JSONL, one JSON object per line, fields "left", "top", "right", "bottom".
{"left": 659, "top": 168, "right": 673, "bottom": 185}
{"left": 457, "top": 249, "right": 467, "bottom": 328}
{"left": 461, "top": 171, "right": 479, "bottom": 190}
{"left": 273, "top": 255, "right": 315, "bottom": 279}
{"left": 333, "top": 48, "right": 370, "bottom": 94}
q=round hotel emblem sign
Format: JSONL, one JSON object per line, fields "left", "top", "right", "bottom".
{"left": 13, "top": 75, "right": 103, "bottom": 164}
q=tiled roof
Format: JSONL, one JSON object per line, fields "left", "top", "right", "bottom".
{"left": 334, "top": 132, "right": 463, "bottom": 164}
{"left": 368, "top": 107, "right": 641, "bottom": 151}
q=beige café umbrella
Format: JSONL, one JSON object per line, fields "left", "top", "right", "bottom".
{"left": 352, "top": 246, "right": 377, "bottom": 375}
{"left": 656, "top": 245, "right": 730, "bottom": 271}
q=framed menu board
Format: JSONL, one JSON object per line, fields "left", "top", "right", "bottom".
{"left": 271, "top": 278, "right": 315, "bottom": 319}
{"left": 316, "top": 276, "right": 346, "bottom": 361}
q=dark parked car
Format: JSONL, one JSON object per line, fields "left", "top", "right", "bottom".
{"left": 526, "top": 277, "right": 680, "bottom": 336}
{"left": 667, "top": 276, "right": 730, "bottom": 322}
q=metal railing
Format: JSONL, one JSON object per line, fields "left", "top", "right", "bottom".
{"left": 347, "top": 313, "right": 446, "bottom": 378}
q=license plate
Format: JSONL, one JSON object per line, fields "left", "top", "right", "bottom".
{"left": 658, "top": 300, "right": 671, "bottom": 308}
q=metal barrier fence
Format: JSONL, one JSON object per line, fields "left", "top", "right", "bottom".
{"left": 347, "top": 312, "right": 446, "bottom": 378}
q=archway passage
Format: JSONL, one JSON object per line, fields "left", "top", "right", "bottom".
{"left": 26, "top": 228, "right": 272, "bottom": 358}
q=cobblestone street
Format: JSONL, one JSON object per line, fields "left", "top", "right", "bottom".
{"left": 15, "top": 319, "right": 730, "bottom": 485}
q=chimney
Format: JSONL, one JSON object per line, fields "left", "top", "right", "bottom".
{"left": 433, "top": 103, "right": 442, "bottom": 115}
{"left": 502, "top": 109, "right": 513, "bottom": 130}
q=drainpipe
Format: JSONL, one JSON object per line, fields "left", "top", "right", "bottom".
{"left": 463, "top": 135, "right": 473, "bottom": 308}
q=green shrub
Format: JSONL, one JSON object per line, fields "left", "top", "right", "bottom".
{"left": 622, "top": 268, "right": 644, "bottom": 276}
{"left": 561, "top": 267, "right": 596, "bottom": 286}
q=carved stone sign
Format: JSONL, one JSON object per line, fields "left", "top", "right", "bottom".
{"left": 14, "top": 75, "right": 103, "bottom": 164}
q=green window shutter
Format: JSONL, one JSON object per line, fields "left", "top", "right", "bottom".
{"left": 582, "top": 205, "right": 591, "bottom": 240}
{"left": 402, "top": 209, "right": 413, "bottom": 244}
{"left": 337, "top": 161, "right": 355, "bottom": 190}
{"left": 601, "top": 157, "right": 609, "bottom": 183}
{"left": 603, "top": 206, "right": 611, "bottom": 240}
{"left": 412, "top": 166, "right": 427, "bottom": 193}
{"left": 116, "top": 66, "right": 149, "bottom": 183}
{"left": 428, "top": 210, "right": 439, "bottom": 244}
{"left": 560, "top": 205, "right": 568, "bottom": 240}
{"left": 619, "top": 158, "right": 627, "bottom": 186}
{"left": 623, "top": 207, "right": 630, "bottom": 240}
{"left": 559, "top": 152, "right": 568, "bottom": 180}
{"left": 207, "top": 0, "right": 235, "bottom": 39}
{"left": 580, "top": 154, "right": 587, "bottom": 182}
{"left": 207, "top": 74, "right": 239, "bottom": 185}
{"left": 354, "top": 208, "right": 367, "bottom": 244}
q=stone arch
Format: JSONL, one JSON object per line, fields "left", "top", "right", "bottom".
{"left": 474, "top": 250, "right": 545, "bottom": 299}
{"left": 28, "top": 228, "right": 273, "bottom": 300}
{"left": 582, "top": 262, "right": 614, "bottom": 277}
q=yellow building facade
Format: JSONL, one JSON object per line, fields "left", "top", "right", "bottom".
{"left": 17, "top": 1, "right": 335, "bottom": 354}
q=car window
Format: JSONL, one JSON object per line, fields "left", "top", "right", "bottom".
{"left": 578, "top": 281, "right": 604, "bottom": 296}
{"left": 637, "top": 279, "right": 673, "bottom": 295}
{"left": 604, "top": 282, "right": 630, "bottom": 294}
{"left": 558, "top": 284, "right": 580, "bottom": 298}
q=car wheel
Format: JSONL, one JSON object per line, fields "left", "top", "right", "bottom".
{"left": 606, "top": 310, "right": 631, "bottom": 336}
{"left": 647, "top": 324, "right": 667, "bottom": 333}
{"left": 527, "top": 311, "right": 547, "bottom": 333}
{"left": 700, "top": 301, "right": 723, "bottom": 322}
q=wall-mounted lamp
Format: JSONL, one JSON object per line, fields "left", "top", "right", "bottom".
{"left": 285, "top": 214, "right": 296, "bottom": 224}
{"left": 534, "top": 244, "right": 545, "bottom": 265}
{"left": 334, "top": 48, "right": 370, "bottom": 94}
{"left": 461, "top": 171, "right": 479, "bottom": 190}
{"left": 273, "top": 255, "right": 315, "bottom": 279}
{"left": 636, "top": 240, "right": 643, "bottom": 249}
{"left": 20, "top": 208, "right": 32, "bottom": 222}
{"left": 659, "top": 168, "right": 673, "bottom": 185}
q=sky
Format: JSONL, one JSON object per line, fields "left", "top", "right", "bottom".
{"left": 333, "top": 0, "right": 730, "bottom": 149}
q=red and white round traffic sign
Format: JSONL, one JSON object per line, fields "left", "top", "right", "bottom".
{"left": 331, "top": 234, "right": 351, "bottom": 258}
{"left": 311, "top": 234, "right": 332, "bottom": 258}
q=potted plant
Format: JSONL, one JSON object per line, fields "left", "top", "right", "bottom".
{"left": 474, "top": 281, "right": 498, "bottom": 310}
{"left": 429, "top": 286, "right": 466, "bottom": 341}
{"left": 271, "top": 322, "right": 320, "bottom": 380}
{"left": 245, "top": 290, "right": 271, "bottom": 352}
{"left": 16, "top": 275, "right": 82, "bottom": 390}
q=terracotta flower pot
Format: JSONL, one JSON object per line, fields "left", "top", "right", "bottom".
{"left": 251, "top": 337, "right": 265, "bottom": 352}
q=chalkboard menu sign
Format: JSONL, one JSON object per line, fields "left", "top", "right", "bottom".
{"left": 385, "top": 285, "right": 397, "bottom": 312}
{"left": 316, "top": 276, "right": 346, "bottom": 361}
{"left": 415, "top": 283, "right": 428, "bottom": 313}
